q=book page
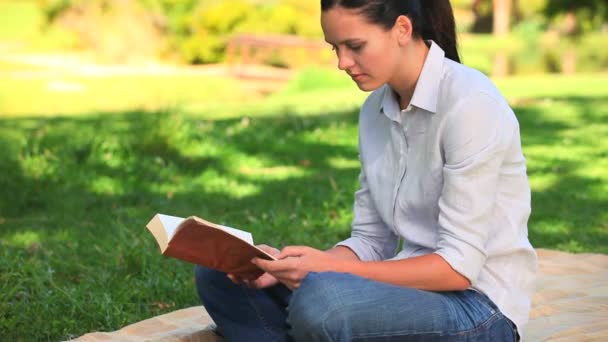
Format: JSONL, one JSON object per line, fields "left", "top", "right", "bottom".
{"left": 157, "top": 214, "right": 185, "bottom": 240}
{"left": 218, "top": 224, "right": 254, "bottom": 245}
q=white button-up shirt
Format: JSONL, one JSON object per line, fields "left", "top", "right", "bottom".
{"left": 336, "top": 41, "right": 537, "bottom": 333}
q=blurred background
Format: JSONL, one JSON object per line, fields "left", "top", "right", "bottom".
{"left": 0, "top": 0, "right": 607, "bottom": 115}
{"left": 0, "top": 1, "right": 606, "bottom": 341}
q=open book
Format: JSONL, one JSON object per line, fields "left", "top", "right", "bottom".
{"left": 146, "top": 214, "right": 277, "bottom": 278}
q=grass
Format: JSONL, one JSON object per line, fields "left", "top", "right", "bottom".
{"left": 0, "top": 74, "right": 259, "bottom": 117}
{"left": 0, "top": 71, "right": 606, "bottom": 340}
{"left": 1, "top": 2, "right": 605, "bottom": 340}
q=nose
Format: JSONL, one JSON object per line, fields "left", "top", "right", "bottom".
{"left": 337, "top": 51, "right": 355, "bottom": 71}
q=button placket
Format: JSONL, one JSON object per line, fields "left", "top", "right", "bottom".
{"left": 391, "top": 120, "right": 408, "bottom": 231}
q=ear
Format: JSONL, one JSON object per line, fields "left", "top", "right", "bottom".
{"left": 394, "top": 15, "right": 413, "bottom": 45}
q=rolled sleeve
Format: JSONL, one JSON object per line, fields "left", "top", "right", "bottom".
{"left": 336, "top": 169, "right": 398, "bottom": 262}
{"left": 434, "top": 93, "right": 516, "bottom": 284}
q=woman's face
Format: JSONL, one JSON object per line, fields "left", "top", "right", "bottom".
{"left": 321, "top": 6, "right": 402, "bottom": 91}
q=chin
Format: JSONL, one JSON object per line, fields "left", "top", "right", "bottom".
{"left": 355, "top": 80, "right": 383, "bottom": 92}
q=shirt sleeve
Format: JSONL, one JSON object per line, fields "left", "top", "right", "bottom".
{"left": 335, "top": 167, "right": 399, "bottom": 262}
{"left": 434, "top": 92, "right": 518, "bottom": 285}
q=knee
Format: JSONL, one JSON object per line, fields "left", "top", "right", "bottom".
{"left": 287, "top": 272, "right": 346, "bottom": 339}
{"left": 194, "top": 265, "right": 231, "bottom": 299}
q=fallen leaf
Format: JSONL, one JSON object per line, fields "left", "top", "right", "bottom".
{"left": 299, "top": 159, "right": 311, "bottom": 167}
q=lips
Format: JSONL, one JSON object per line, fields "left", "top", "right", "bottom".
{"left": 350, "top": 73, "right": 366, "bottom": 81}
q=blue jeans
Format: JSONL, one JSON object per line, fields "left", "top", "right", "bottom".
{"left": 195, "top": 267, "right": 518, "bottom": 341}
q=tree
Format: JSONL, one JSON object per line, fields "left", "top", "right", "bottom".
{"left": 544, "top": 0, "right": 608, "bottom": 33}
{"left": 493, "top": 0, "right": 512, "bottom": 35}
{"left": 492, "top": 0, "right": 512, "bottom": 77}
{"left": 543, "top": 0, "right": 608, "bottom": 73}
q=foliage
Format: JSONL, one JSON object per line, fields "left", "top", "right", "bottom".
{"left": 27, "top": 0, "right": 608, "bottom": 69}
{"left": 0, "top": 1, "right": 77, "bottom": 50}
{"left": 177, "top": 0, "right": 322, "bottom": 64}
{"left": 36, "top": 0, "right": 322, "bottom": 64}
{"left": 39, "top": 0, "right": 75, "bottom": 23}
{"left": 544, "top": 0, "right": 608, "bottom": 32}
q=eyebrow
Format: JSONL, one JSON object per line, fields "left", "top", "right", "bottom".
{"left": 325, "top": 38, "right": 365, "bottom": 46}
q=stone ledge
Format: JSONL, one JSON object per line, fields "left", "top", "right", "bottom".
{"left": 71, "top": 249, "right": 608, "bottom": 341}
{"left": 71, "top": 306, "right": 221, "bottom": 342}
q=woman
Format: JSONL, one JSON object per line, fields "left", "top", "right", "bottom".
{"left": 195, "top": 0, "right": 536, "bottom": 341}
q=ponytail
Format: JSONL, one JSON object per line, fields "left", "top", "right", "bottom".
{"left": 420, "top": 0, "right": 460, "bottom": 63}
{"left": 321, "top": 0, "right": 461, "bottom": 63}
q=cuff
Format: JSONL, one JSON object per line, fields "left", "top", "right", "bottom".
{"left": 434, "top": 238, "right": 486, "bottom": 285}
{"left": 335, "top": 237, "right": 383, "bottom": 262}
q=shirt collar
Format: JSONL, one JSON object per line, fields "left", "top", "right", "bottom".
{"left": 380, "top": 40, "right": 445, "bottom": 117}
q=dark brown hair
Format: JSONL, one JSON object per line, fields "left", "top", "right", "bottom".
{"left": 321, "top": 0, "right": 460, "bottom": 63}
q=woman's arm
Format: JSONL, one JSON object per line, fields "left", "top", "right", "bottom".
{"left": 254, "top": 246, "right": 469, "bottom": 291}
{"left": 325, "top": 245, "right": 360, "bottom": 261}
{"left": 337, "top": 253, "right": 471, "bottom": 291}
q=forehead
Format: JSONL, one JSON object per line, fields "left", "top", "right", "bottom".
{"left": 321, "top": 6, "right": 385, "bottom": 43}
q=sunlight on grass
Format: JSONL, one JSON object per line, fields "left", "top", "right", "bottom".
{"left": 90, "top": 176, "right": 126, "bottom": 195}
{"left": 328, "top": 157, "right": 359, "bottom": 170}
{"left": 197, "top": 171, "right": 260, "bottom": 198}
{"left": 527, "top": 173, "right": 559, "bottom": 192}
{"left": 0, "top": 76, "right": 251, "bottom": 116}
{"left": 533, "top": 221, "right": 571, "bottom": 235}
{"left": 7, "top": 231, "right": 41, "bottom": 247}
{"left": 496, "top": 73, "right": 608, "bottom": 100}
{"left": 1, "top": 71, "right": 607, "bottom": 341}
{"left": 239, "top": 165, "right": 310, "bottom": 180}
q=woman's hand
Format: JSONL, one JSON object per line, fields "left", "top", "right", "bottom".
{"left": 226, "top": 244, "right": 281, "bottom": 289}
{"left": 252, "top": 246, "right": 346, "bottom": 290}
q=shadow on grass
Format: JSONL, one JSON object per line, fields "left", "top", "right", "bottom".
{"left": 0, "top": 95, "right": 606, "bottom": 340}
{"left": 0, "top": 107, "right": 364, "bottom": 340}
{"left": 514, "top": 96, "right": 608, "bottom": 253}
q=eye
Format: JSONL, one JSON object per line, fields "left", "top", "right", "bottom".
{"left": 348, "top": 44, "right": 364, "bottom": 52}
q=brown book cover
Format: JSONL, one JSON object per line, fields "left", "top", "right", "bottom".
{"left": 146, "top": 214, "right": 276, "bottom": 279}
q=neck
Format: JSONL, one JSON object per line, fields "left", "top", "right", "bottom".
{"left": 388, "top": 39, "right": 430, "bottom": 110}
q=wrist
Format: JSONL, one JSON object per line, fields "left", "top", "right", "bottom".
{"left": 332, "top": 258, "right": 361, "bottom": 274}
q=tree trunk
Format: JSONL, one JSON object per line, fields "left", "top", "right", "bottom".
{"left": 493, "top": 0, "right": 512, "bottom": 36}
{"left": 561, "top": 11, "right": 578, "bottom": 74}
{"left": 492, "top": 0, "right": 512, "bottom": 77}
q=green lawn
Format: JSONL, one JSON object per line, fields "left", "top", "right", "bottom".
{"left": 0, "top": 72, "right": 606, "bottom": 340}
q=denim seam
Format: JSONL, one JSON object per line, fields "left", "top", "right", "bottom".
{"left": 243, "top": 286, "right": 283, "bottom": 342}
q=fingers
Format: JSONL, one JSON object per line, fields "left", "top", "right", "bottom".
{"left": 278, "top": 279, "right": 301, "bottom": 290}
{"left": 253, "top": 256, "right": 298, "bottom": 273}
{"left": 250, "top": 273, "right": 279, "bottom": 289}
{"left": 228, "top": 270, "right": 283, "bottom": 290}
{"left": 226, "top": 273, "right": 244, "bottom": 285}
{"left": 257, "top": 244, "right": 281, "bottom": 256}
{"left": 278, "top": 246, "right": 310, "bottom": 259}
